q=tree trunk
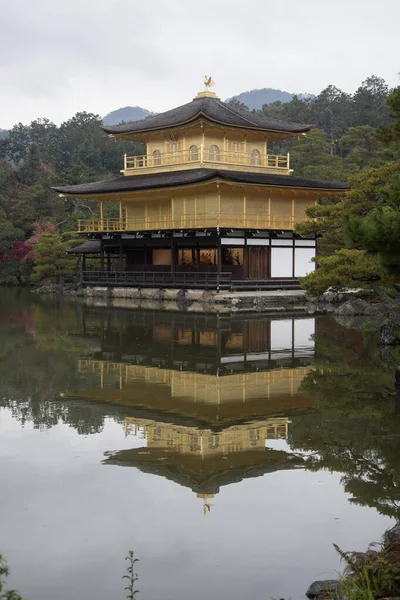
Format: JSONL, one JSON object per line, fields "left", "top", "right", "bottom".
{"left": 371, "top": 282, "right": 395, "bottom": 303}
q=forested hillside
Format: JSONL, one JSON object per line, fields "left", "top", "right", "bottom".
{"left": 0, "top": 75, "right": 398, "bottom": 288}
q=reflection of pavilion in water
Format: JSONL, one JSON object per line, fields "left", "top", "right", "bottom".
{"left": 77, "top": 359, "right": 313, "bottom": 424}
{"left": 66, "top": 312, "right": 315, "bottom": 509}
{"left": 82, "top": 311, "right": 316, "bottom": 374}
{"left": 71, "top": 312, "right": 316, "bottom": 425}
{"left": 104, "top": 415, "right": 302, "bottom": 512}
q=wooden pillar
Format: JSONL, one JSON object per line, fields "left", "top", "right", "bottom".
{"left": 119, "top": 242, "right": 123, "bottom": 271}
{"left": 100, "top": 242, "right": 104, "bottom": 271}
{"left": 100, "top": 200, "right": 104, "bottom": 231}
{"left": 82, "top": 254, "right": 86, "bottom": 273}
{"left": 267, "top": 243, "right": 271, "bottom": 279}
{"left": 100, "top": 362, "right": 104, "bottom": 390}
{"left": 291, "top": 198, "right": 295, "bottom": 229}
{"left": 217, "top": 239, "right": 222, "bottom": 291}
{"left": 244, "top": 238, "right": 249, "bottom": 279}
{"left": 171, "top": 237, "right": 174, "bottom": 274}
{"left": 292, "top": 239, "right": 296, "bottom": 278}
{"left": 107, "top": 253, "right": 111, "bottom": 272}
{"left": 119, "top": 200, "right": 123, "bottom": 228}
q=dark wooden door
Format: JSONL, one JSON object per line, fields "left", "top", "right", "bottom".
{"left": 248, "top": 247, "right": 268, "bottom": 279}
{"left": 247, "top": 320, "right": 269, "bottom": 352}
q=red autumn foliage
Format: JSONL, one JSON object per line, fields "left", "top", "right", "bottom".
{"left": 23, "top": 221, "right": 59, "bottom": 262}
{"left": 8, "top": 240, "right": 33, "bottom": 262}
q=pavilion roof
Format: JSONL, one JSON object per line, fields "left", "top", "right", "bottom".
{"left": 67, "top": 240, "right": 101, "bottom": 254}
{"left": 102, "top": 95, "right": 312, "bottom": 137}
{"left": 53, "top": 168, "right": 349, "bottom": 197}
{"left": 102, "top": 446, "right": 304, "bottom": 495}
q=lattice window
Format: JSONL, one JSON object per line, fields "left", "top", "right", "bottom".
{"left": 250, "top": 149, "right": 261, "bottom": 165}
{"left": 152, "top": 149, "right": 161, "bottom": 166}
{"left": 208, "top": 144, "right": 220, "bottom": 161}
{"left": 189, "top": 145, "right": 199, "bottom": 161}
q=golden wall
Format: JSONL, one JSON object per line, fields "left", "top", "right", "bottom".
{"left": 121, "top": 182, "right": 313, "bottom": 231}
{"left": 145, "top": 124, "right": 267, "bottom": 157}
{"left": 77, "top": 359, "right": 310, "bottom": 404}
{"left": 124, "top": 417, "right": 291, "bottom": 457}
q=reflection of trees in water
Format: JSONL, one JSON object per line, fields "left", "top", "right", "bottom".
{"left": 3, "top": 289, "right": 400, "bottom": 528}
{"left": 290, "top": 412, "right": 400, "bottom": 519}
{"left": 290, "top": 321, "right": 400, "bottom": 519}
{"left": 0, "top": 299, "right": 112, "bottom": 435}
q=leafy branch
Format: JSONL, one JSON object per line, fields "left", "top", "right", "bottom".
{"left": 123, "top": 551, "right": 140, "bottom": 599}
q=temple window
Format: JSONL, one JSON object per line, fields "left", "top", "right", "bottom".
{"left": 189, "top": 145, "right": 199, "bottom": 161}
{"left": 249, "top": 429, "right": 260, "bottom": 443}
{"left": 178, "top": 329, "right": 193, "bottom": 345}
{"left": 225, "top": 333, "right": 244, "bottom": 350}
{"left": 208, "top": 144, "right": 220, "bottom": 161}
{"left": 152, "top": 149, "right": 162, "bottom": 166}
{"left": 250, "top": 149, "right": 261, "bottom": 165}
{"left": 189, "top": 435, "right": 200, "bottom": 452}
{"left": 199, "top": 331, "right": 218, "bottom": 347}
{"left": 178, "top": 248, "right": 217, "bottom": 265}
{"left": 152, "top": 249, "right": 172, "bottom": 265}
{"left": 199, "top": 248, "right": 217, "bottom": 265}
{"left": 152, "top": 326, "right": 172, "bottom": 343}
{"left": 222, "top": 247, "right": 244, "bottom": 266}
{"left": 208, "top": 435, "right": 220, "bottom": 449}
{"left": 178, "top": 249, "right": 197, "bottom": 265}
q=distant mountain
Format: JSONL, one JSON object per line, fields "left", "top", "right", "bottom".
{"left": 227, "top": 88, "right": 314, "bottom": 111}
{"left": 0, "top": 129, "right": 8, "bottom": 139}
{"left": 103, "top": 106, "right": 151, "bottom": 126}
{"left": 102, "top": 89, "right": 315, "bottom": 127}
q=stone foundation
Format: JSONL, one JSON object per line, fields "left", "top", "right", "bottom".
{"left": 75, "top": 286, "right": 309, "bottom": 313}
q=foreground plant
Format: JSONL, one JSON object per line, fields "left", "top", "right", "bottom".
{"left": 0, "top": 555, "right": 25, "bottom": 600}
{"left": 123, "top": 550, "right": 140, "bottom": 599}
{"left": 334, "top": 532, "right": 400, "bottom": 599}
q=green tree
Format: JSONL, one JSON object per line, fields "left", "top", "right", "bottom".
{"left": 379, "top": 86, "right": 400, "bottom": 149}
{"left": 340, "top": 125, "right": 390, "bottom": 169}
{"left": 344, "top": 166, "right": 400, "bottom": 274}
{"left": 32, "top": 232, "right": 81, "bottom": 284}
{"left": 300, "top": 84, "right": 400, "bottom": 294}
{"left": 353, "top": 75, "right": 391, "bottom": 128}
{"left": 300, "top": 248, "right": 380, "bottom": 295}
{"left": 0, "top": 211, "right": 24, "bottom": 255}
{"left": 311, "top": 85, "right": 354, "bottom": 140}
{"left": 290, "top": 128, "right": 349, "bottom": 180}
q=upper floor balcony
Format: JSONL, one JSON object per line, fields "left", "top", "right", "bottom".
{"left": 122, "top": 147, "right": 291, "bottom": 176}
{"left": 77, "top": 212, "right": 308, "bottom": 234}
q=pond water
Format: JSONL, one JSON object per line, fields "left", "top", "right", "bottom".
{"left": 0, "top": 289, "right": 399, "bottom": 600}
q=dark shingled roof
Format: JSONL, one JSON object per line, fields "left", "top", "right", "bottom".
{"left": 67, "top": 240, "right": 101, "bottom": 254}
{"left": 103, "top": 447, "right": 304, "bottom": 495}
{"left": 53, "top": 168, "right": 349, "bottom": 196}
{"left": 102, "top": 95, "right": 312, "bottom": 136}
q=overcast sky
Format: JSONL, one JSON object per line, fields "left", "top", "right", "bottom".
{"left": 0, "top": 0, "right": 399, "bottom": 129}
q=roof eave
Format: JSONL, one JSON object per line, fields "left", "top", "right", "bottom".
{"left": 52, "top": 176, "right": 349, "bottom": 198}
{"left": 102, "top": 112, "right": 312, "bottom": 138}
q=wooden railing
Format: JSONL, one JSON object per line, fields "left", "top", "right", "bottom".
{"left": 123, "top": 148, "right": 290, "bottom": 172}
{"left": 82, "top": 270, "right": 233, "bottom": 290}
{"left": 77, "top": 213, "right": 307, "bottom": 233}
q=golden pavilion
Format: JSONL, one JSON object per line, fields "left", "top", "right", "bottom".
{"left": 54, "top": 80, "right": 348, "bottom": 289}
